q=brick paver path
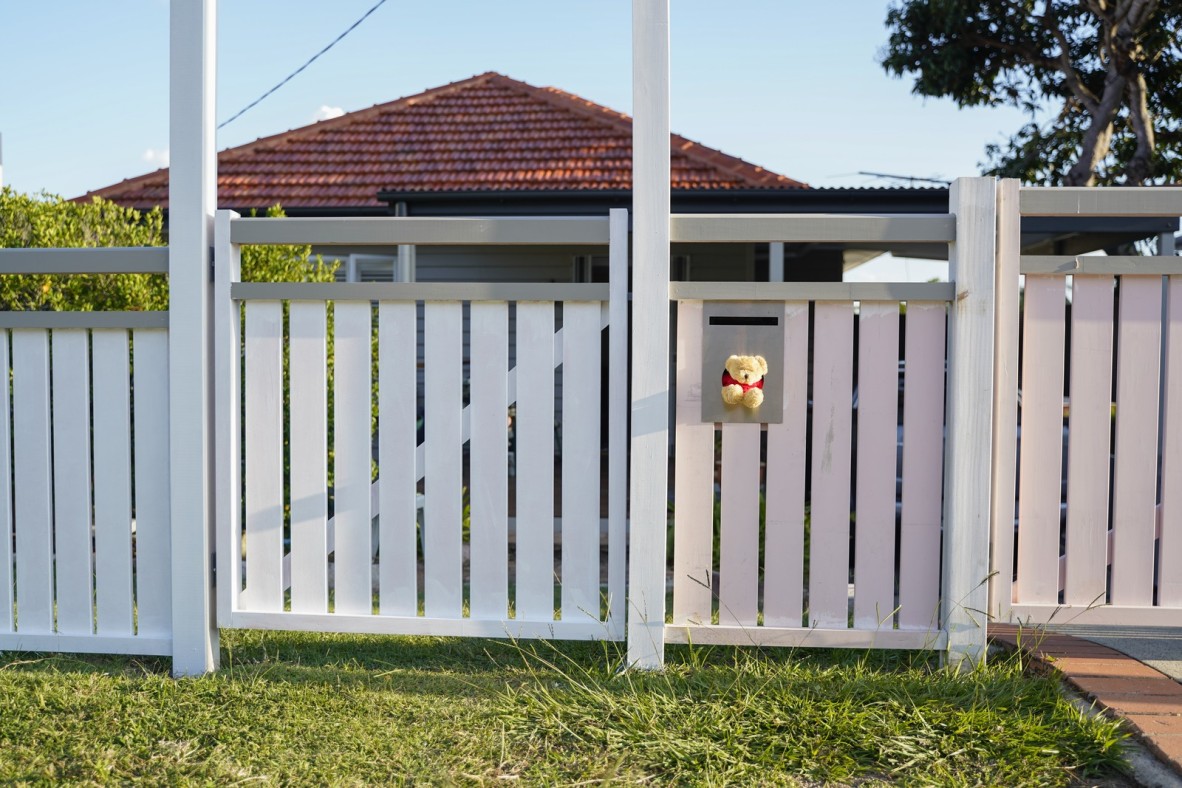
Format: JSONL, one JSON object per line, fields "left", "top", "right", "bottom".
{"left": 990, "top": 624, "right": 1182, "bottom": 774}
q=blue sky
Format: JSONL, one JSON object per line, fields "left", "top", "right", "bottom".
{"left": 2, "top": 1, "right": 1034, "bottom": 282}
{"left": 1, "top": 0, "right": 1030, "bottom": 199}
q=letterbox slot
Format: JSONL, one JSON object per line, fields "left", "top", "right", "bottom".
{"left": 707, "top": 316, "right": 779, "bottom": 326}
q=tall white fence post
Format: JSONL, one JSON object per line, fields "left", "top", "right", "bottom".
{"left": 942, "top": 177, "right": 997, "bottom": 668}
{"left": 988, "top": 179, "right": 1020, "bottom": 623}
{"left": 168, "top": 0, "right": 219, "bottom": 675}
{"left": 627, "top": 0, "right": 671, "bottom": 669}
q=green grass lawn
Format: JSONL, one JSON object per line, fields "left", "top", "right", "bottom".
{"left": 0, "top": 632, "right": 1130, "bottom": 786}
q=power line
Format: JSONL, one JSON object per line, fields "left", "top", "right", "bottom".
{"left": 857, "top": 171, "right": 951, "bottom": 187}
{"left": 218, "top": 0, "right": 390, "bottom": 130}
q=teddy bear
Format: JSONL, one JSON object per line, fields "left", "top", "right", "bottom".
{"left": 721, "top": 354, "right": 768, "bottom": 409}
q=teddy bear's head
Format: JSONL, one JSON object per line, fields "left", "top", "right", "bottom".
{"left": 724, "top": 354, "right": 768, "bottom": 386}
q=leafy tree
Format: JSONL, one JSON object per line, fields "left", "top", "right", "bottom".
{"left": 881, "top": 0, "right": 1182, "bottom": 185}
{"left": 0, "top": 187, "right": 336, "bottom": 310}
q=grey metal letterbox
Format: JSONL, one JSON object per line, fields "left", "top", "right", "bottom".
{"left": 701, "top": 301, "right": 784, "bottom": 424}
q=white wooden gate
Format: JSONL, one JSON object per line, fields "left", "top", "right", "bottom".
{"left": 991, "top": 182, "right": 1182, "bottom": 627}
{"left": 215, "top": 210, "right": 628, "bottom": 640}
{"left": 668, "top": 283, "right": 952, "bottom": 650}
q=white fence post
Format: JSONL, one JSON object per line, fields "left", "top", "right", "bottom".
{"left": 942, "top": 177, "right": 997, "bottom": 668}
{"left": 627, "top": 0, "right": 671, "bottom": 669}
{"left": 168, "top": 0, "right": 219, "bottom": 675}
{"left": 988, "top": 179, "right": 1020, "bottom": 623}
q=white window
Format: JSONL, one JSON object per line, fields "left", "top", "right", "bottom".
{"left": 338, "top": 253, "right": 412, "bottom": 283}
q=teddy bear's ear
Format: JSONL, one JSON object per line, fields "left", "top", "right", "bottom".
{"left": 725, "top": 354, "right": 740, "bottom": 367}
{"left": 755, "top": 355, "right": 768, "bottom": 375}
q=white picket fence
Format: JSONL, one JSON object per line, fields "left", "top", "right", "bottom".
{"left": 215, "top": 211, "right": 629, "bottom": 640}
{"left": 0, "top": 249, "right": 172, "bottom": 656}
{"left": 3, "top": 184, "right": 1182, "bottom": 674}
{"left": 992, "top": 182, "right": 1182, "bottom": 627}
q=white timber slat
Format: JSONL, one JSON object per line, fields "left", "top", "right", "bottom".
{"left": 1110, "top": 275, "right": 1163, "bottom": 606}
{"left": 214, "top": 210, "right": 242, "bottom": 627}
{"left": 719, "top": 423, "right": 761, "bottom": 626}
{"left": 243, "top": 302, "right": 284, "bottom": 612}
{"left": 469, "top": 302, "right": 510, "bottom": 620}
{"left": 289, "top": 303, "right": 328, "bottom": 614}
{"left": 989, "top": 179, "right": 1021, "bottom": 620}
{"left": 672, "top": 301, "right": 714, "bottom": 624}
{"left": 853, "top": 302, "right": 900, "bottom": 628}
{"left": 334, "top": 302, "right": 375, "bottom": 616}
{"left": 898, "top": 304, "right": 946, "bottom": 630}
{"left": 808, "top": 302, "right": 854, "bottom": 628}
{"left": 422, "top": 302, "right": 463, "bottom": 618}
{"left": 561, "top": 302, "right": 602, "bottom": 622}
{"left": 763, "top": 302, "right": 809, "bottom": 627}
{"left": 628, "top": 0, "right": 671, "bottom": 668}
{"left": 515, "top": 301, "right": 556, "bottom": 621}
{"left": 0, "top": 335, "right": 12, "bottom": 634}
{"left": 1064, "top": 276, "right": 1115, "bottom": 606}
{"left": 50, "top": 330, "right": 93, "bottom": 635}
{"left": 378, "top": 302, "right": 419, "bottom": 616}
{"left": 132, "top": 330, "right": 172, "bottom": 638}
{"left": 1016, "top": 276, "right": 1066, "bottom": 605}
{"left": 11, "top": 331, "right": 53, "bottom": 633}
{"left": 942, "top": 178, "right": 997, "bottom": 666}
{"left": 92, "top": 330, "right": 135, "bottom": 636}
{"left": 1162, "top": 275, "right": 1182, "bottom": 607}
{"left": 607, "top": 209, "right": 628, "bottom": 628}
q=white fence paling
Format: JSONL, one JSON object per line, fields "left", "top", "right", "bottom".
{"left": 12, "top": 331, "right": 54, "bottom": 633}
{"left": 289, "top": 302, "right": 329, "bottom": 615}
{"left": 51, "top": 330, "right": 94, "bottom": 635}
{"left": 335, "top": 302, "right": 376, "bottom": 616}
{"left": 762, "top": 302, "right": 809, "bottom": 628}
{"left": 133, "top": 330, "right": 173, "bottom": 639}
{"left": 514, "top": 301, "right": 556, "bottom": 621}
{"left": 854, "top": 302, "right": 900, "bottom": 629}
{"left": 1162, "top": 276, "right": 1182, "bottom": 608}
{"left": 468, "top": 302, "right": 510, "bottom": 620}
{"left": 897, "top": 304, "right": 946, "bottom": 631}
{"left": 1064, "top": 276, "right": 1114, "bottom": 606}
{"left": 671, "top": 301, "right": 713, "bottom": 626}
{"left": 1016, "top": 276, "right": 1066, "bottom": 605}
{"left": 422, "top": 302, "right": 463, "bottom": 619}
{"left": 378, "top": 301, "right": 419, "bottom": 617}
{"left": 243, "top": 302, "right": 284, "bottom": 613}
{"left": 809, "top": 302, "right": 854, "bottom": 629}
{"left": 93, "top": 330, "right": 135, "bottom": 636}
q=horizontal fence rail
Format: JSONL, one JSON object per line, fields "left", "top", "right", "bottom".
{"left": 0, "top": 247, "right": 170, "bottom": 274}
{"left": 1020, "top": 255, "right": 1182, "bottom": 275}
{"left": 669, "top": 214, "right": 956, "bottom": 244}
{"left": 1019, "top": 186, "right": 1182, "bottom": 217}
{"left": 231, "top": 282, "right": 610, "bottom": 302}
{"left": 670, "top": 281, "right": 955, "bottom": 302}
{"left": 230, "top": 216, "right": 612, "bottom": 246}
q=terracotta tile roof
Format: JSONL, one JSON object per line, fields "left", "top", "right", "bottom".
{"left": 82, "top": 72, "right": 807, "bottom": 210}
